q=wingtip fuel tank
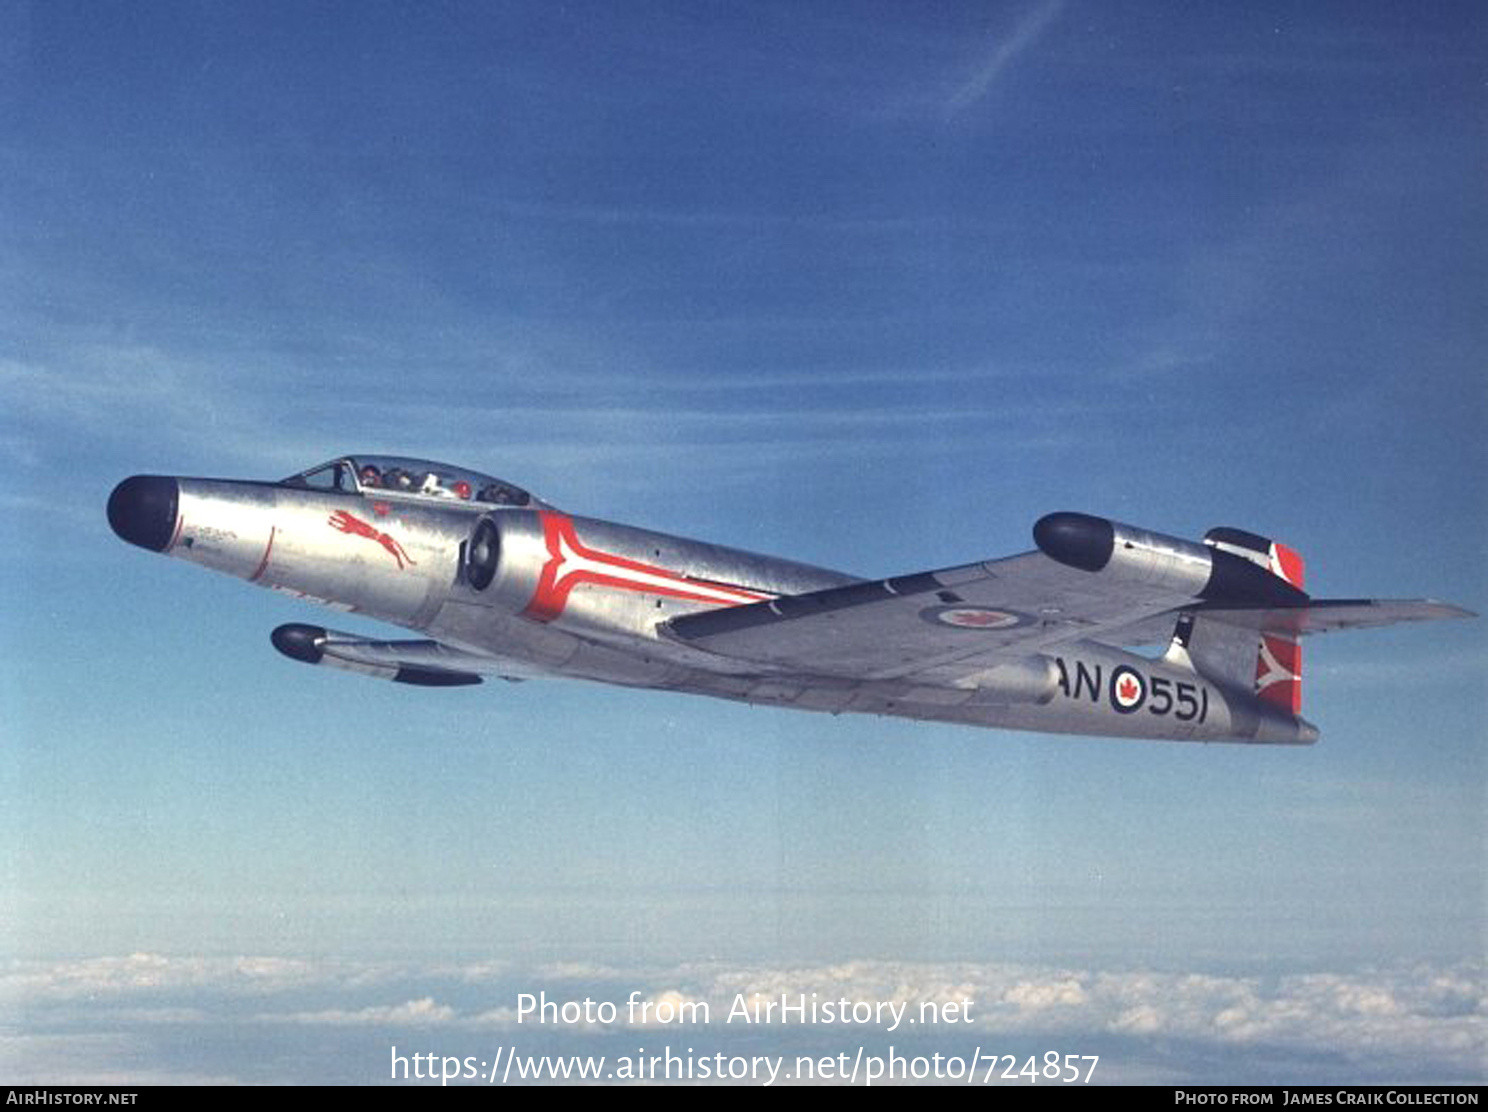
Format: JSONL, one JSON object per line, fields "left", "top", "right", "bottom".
{"left": 1034, "top": 511, "right": 1309, "bottom": 608}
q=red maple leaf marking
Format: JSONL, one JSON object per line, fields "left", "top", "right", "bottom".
{"left": 1119, "top": 676, "right": 1139, "bottom": 701}
{"left": 949, "top": 610, "right": 1006, "bottom": 627}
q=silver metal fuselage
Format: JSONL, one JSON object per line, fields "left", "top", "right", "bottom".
{"left": 138, "top": 473, "right": 1292, "bottom": 743}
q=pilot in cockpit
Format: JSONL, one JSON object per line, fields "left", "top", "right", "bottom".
{"left": 478, "top": 483, "right": 518, "bottom": 505}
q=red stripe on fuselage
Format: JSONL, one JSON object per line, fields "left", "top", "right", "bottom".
{"left": 521, "top": 510, "right": 769, "bottom": 623}
{"left": 249, "top": 525, "right": 277, "bottom": 582}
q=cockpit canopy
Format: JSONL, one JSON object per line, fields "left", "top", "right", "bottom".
{"left": 282, "top": 455, "right": 541, "bottom": 508}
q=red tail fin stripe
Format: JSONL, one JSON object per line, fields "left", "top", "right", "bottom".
{"left": 1261, "top": 633, "right": 1300, "bottom": 674}
{"left": 1256, "top": 635, "right": 1302, "bottom": 715}
{"left": 1269, "top": 542, "right": 1305, "bottom": 589}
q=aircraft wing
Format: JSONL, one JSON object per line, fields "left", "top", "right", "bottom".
{"left": 665, "top": 551, "right": 1199, "bottom": 684}
{"left": 664, "top": 552, "right": 1474, "bottom": 685}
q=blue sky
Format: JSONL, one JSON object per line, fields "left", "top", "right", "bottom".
{"left": 2, "top": 0, "right": 1484, "bottom": 1086}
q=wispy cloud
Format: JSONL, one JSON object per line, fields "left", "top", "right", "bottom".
{"left": 0, "top": 338, "right": 1142, "bottom": 516}
{"left": 280, "top": 997, "right": 456, "bottom": 1026}
{"left": 944, "top": 0, "right": 1066, "bottom": 117}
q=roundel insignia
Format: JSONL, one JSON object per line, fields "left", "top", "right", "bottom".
{"left": 1110, "top": 665, "right": 1147, "bottom": 714}
{"left": 919, "top": 605, "right": 1027, "bottom": 631}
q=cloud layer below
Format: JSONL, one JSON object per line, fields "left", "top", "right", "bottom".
{"left": 4, "top": 953, "right": 1482, "bottom": 1085}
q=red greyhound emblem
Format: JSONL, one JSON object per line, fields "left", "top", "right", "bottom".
{"left": 328, "top": 510, "right": 416, "bottom": 570}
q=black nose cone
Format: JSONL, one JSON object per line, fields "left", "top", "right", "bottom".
{"left": 108, "top": 475, "right": 179, "bottom": 552}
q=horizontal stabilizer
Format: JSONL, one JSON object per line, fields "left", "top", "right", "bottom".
{"left": 1192, "top": 598, "right": 1475, "bottom": 636}
{"left": 1115, "top": 598, "right": 1476, "bottom": 647}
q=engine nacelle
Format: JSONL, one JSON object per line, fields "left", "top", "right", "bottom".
{"left": 465, "top": 516, "right": 500, "bottom": 590}
{"left": 459, "top": 510, "right": 550, "bottom": 614}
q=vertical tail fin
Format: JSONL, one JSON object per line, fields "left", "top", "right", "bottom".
{"left": 1254, "top": 631, "right": 1303, "bottom": 715}
{"left": 1165, "top": 528, "right": 1307, "bottom": 714}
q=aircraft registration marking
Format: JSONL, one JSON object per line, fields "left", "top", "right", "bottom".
{"left": 1054, "top": 656, "right": 1209, "bottom": 723}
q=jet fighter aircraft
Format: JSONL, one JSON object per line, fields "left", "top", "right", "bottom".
{"left": 107, "top": 455, "right": 1472, "bottom": 744}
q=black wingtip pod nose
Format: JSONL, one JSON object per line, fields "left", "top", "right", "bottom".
{"left": 1033, "top": 512, "right": 1115, "bottom": 573}
{"left": 271, "top": 623, "right": 327, "bottom": 664}
{"left": 107, "top": 475, "right": 179, "bottom": 552}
